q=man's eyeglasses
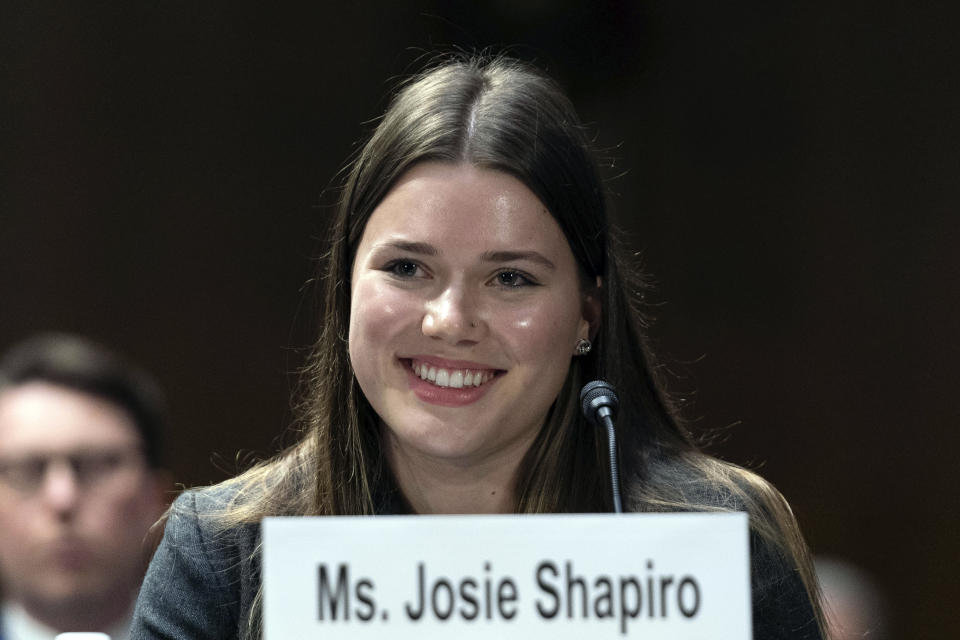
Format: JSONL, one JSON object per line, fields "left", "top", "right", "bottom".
{"left": 0, "top": 449, "right": 145, "bottom": 494}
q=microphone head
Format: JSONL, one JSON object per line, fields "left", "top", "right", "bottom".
{"left": 580, "top": 379, "right": 619, "bottom": 426}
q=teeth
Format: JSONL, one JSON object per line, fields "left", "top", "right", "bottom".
{"left": 411, "top": 360, "right": 495, "bottom": 389}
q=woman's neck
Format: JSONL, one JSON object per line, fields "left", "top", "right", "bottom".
{"left": 384, "top": 434, "right": 530, "bottom": 514}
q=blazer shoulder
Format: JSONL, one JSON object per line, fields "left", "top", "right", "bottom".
{"left": 131, "top": 483, "right": 262, "bottom": 639}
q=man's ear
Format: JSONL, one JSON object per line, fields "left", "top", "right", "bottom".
{"left": 138, "top": 469, "right": 175, "bottom": 564}
{"left": 147, "top": 468, "right": 175, "bottom": 513}
{"left": 582, "top": 276, "right": 603, "bottom": 340}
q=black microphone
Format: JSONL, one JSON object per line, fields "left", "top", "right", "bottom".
{"left": 580, "top": 380, "right": 623, "bottom": 513}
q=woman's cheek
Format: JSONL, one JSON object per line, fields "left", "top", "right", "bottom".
{"left": 350, "top": 279, "right": 413, "bottom": 350}
{"left": 500, "top": 301, "right": 574, "bottom": 363}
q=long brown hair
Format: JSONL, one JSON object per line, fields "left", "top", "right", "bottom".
{"left": 210, "top": 54, "right": 824, "bottom": 637}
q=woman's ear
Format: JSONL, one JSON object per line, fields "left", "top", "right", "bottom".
{"left": 581, "top": 276, "right": 603, "bottom": 340}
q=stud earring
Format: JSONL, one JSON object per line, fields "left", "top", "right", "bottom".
{"left": 575, "top": 338, "right": 592, "bottom": 355}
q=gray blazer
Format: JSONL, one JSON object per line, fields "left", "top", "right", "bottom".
{"left": 131, "top": 483, "right": 822, "bottom": 639}
{"left": 133, "top": 486, "right": 260, "bottom": 639}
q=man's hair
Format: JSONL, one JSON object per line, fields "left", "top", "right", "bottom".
{"left": 0, "top": 334, "right": 166, "bottom": 467}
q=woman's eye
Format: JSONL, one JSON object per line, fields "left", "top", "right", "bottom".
{"left": 384, "top": 260, "right": 422, "bottom": 278}
{"left": 494, "top": 270, "right": 535, "bottom": 288}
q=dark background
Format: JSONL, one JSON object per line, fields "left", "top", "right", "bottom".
{"left": 2, "top": 2, "right": 957, "bottom": 637}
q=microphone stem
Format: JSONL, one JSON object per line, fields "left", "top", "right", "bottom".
{"left": 601, "top": 414, "right": 623, "bottom": 513}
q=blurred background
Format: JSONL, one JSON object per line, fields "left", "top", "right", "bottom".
{"left": 2, "top": 2, "right": 956, "bottom": 636}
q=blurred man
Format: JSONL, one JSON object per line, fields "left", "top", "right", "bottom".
{"left": 0, "top": 335, "right": 169, "bottom": 640}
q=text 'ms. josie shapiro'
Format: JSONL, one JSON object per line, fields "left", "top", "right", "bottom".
{"left": 316, "top": 560, "right": 702, "bottom": 635}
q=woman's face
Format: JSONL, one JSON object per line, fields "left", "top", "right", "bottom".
{"left": 349, "top": 162, "right": 593, "bottom": 471}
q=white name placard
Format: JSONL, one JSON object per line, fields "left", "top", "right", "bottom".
{"left": 262, "top": 512, "right": 750, "bottom": 639}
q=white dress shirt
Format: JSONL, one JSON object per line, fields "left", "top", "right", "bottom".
{"left": 1, "top": 601, "right": 130, "bottom": 640}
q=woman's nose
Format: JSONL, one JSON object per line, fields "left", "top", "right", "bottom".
{"left": 422, "top": 286, "right": 485, "bottom": 343}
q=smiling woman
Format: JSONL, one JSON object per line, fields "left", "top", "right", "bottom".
{"left": 349, "top": 163, "right": 594, "bottom": 514}
{"left": 131, "top": 55, "right": 826, "bottom": 640}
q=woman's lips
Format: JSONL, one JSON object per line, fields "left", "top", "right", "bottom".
{"left": 401, "top": 357, "right": 503, "bottom": 406}
{"left": 410, "top": 359, "right": 496, "bottom": 388}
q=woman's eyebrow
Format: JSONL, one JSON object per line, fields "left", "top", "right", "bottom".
{"left": 372, "top": 240, "right": 439, "bottom": 255}
{"left": 481, "top": 250, "right": 556, "bottom": 270}
{"left": 370, "top": 243, "right": 555, "bottom": 270}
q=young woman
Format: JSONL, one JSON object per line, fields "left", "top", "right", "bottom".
{"left": 132, "top": 55, "right": 825, "bottom": 639}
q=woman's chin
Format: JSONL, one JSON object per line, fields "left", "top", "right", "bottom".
{"left": 385, "top": 426, "right": 485, "bottom": 465}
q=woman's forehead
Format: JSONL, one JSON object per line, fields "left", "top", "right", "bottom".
{"left": 358, "top": 163, "right": 573, "bottom": 259}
